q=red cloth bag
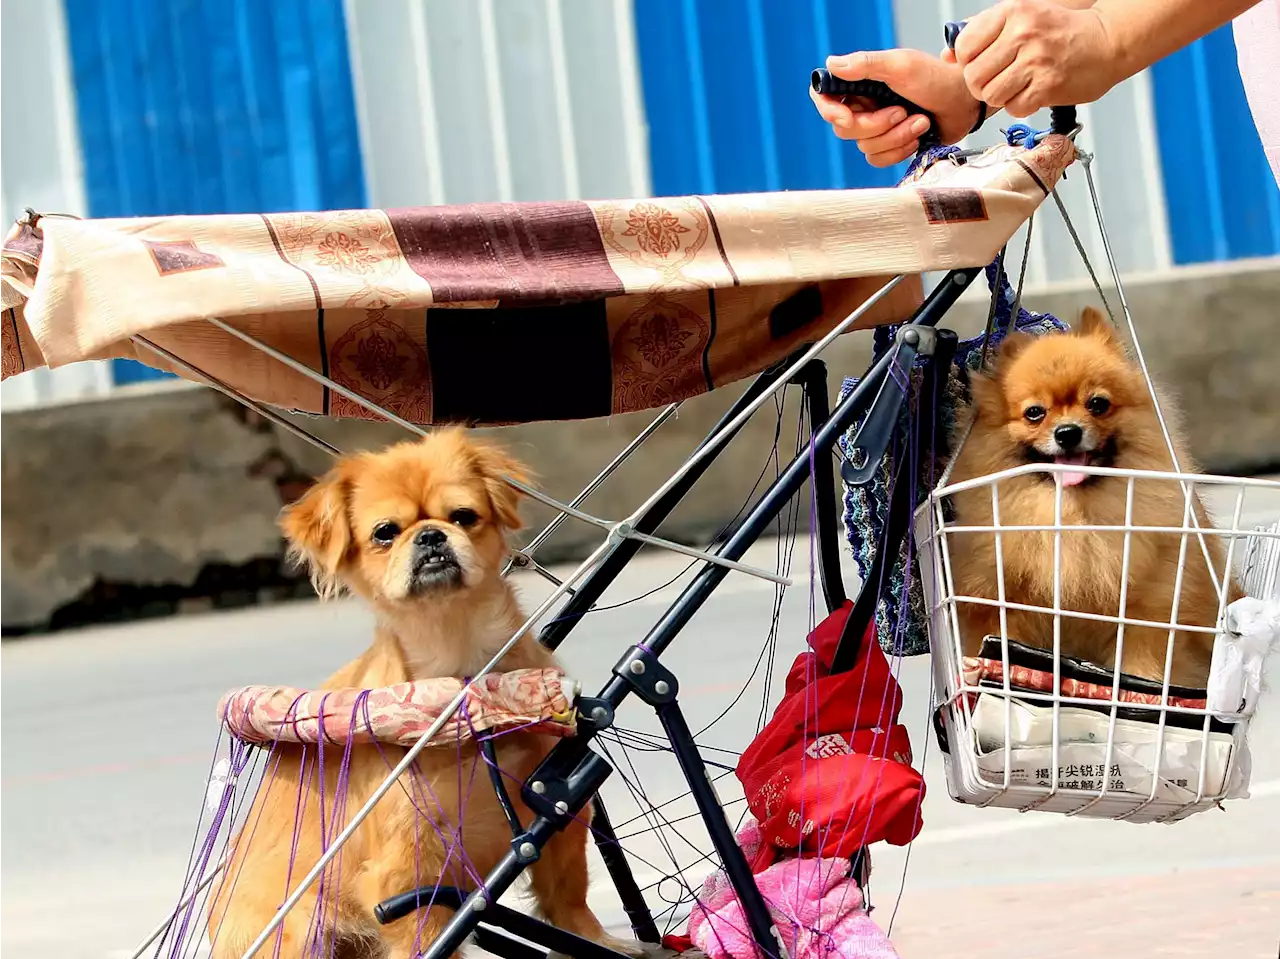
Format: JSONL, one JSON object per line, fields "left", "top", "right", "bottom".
{"left": 736, "top": 601, "right": 925, "bottom": 871}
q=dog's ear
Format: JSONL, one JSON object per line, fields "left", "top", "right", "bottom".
{"left": 994, "top": 332, "right": 1032, "bottom": 368}
{"left": 1077, "top": 306, "right": 1119, "bottom": 346}
{"left": 472, "top": 441, "right": 534, "bottom": 532}
{"left": 279, "top": 462, "right": 355, "bottom": 598}
{"left": 966, "top": 368, "right": 1005, "bottom": 422}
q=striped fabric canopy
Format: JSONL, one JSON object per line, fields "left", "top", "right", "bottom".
{"left": 1, "top": 136, "right": 1074, "bottom": 426}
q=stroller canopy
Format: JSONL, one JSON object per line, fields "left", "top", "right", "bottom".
{"left": 1, "top": 137, "right": 1074, "bottom": 426}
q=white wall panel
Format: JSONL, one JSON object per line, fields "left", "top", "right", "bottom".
{"left": 346, "top": 0, "right": 650, "bottom": 206}
{"left": 0, "top": 0, "right": 112, "bottom": 409}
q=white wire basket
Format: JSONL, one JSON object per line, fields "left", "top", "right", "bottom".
{"left": 916, "top": 464, "right": 1280, "bottom": 823}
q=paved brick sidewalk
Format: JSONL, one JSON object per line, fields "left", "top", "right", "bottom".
{"left": 885, "top": 864, "right": 1279, "bottom": 958}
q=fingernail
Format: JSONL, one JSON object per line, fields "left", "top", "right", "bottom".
{"left": 826, "top": 54, "right": 851, "bottom": 71}
{"left": 888, "top": 108, "right": 908, "bottom": 125}
{"left": 910, "top": 116, "right": 930, "bottom": 135}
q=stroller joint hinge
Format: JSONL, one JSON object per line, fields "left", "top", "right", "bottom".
{"left": 521, "top": 750, "right": 613, "bottom": 823}
{"left": 576, "top": 696, "right": 615, "bottom": 732}
{"left": 511, "top": 834, "right": 542, "bottom": 863}
{"left": 613, "top": 645, "right": 678, "bottom": 705}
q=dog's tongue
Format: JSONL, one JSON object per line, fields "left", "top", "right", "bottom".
{"left": 1054, "top": 453, "right": 1088, "bottom": 487}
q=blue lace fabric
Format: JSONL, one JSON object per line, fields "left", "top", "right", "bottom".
{"left": 839, "top": 146, "right": 1068, "bottom": 656}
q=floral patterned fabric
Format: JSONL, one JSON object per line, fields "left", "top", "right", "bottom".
{"left": 218, "top": 668, "right": 579, "bottom": 747}
{"left": 1, "top": 137, "right": 1073, "bottom": 426}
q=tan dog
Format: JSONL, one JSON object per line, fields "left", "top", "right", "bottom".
{"left": 946, "top": 308, "right": 1239, "bottom": 687}
{"left": 209, "top": 429, "right": 643, "bottom": 959}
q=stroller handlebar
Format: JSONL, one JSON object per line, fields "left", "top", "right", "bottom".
{"left": 811, "top": 20, "right": 1079, "bottom": 154}
{"left": 943, "top": 19, "right": 1079, "bottom": 137}
{"left": 809, "top": 71, "right": 942, "bottom": 150}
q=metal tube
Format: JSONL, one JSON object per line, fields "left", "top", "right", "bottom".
{"left": 203, "top": 316, "right": 785, "bottom": 585}
{"left": 797, "top": 361, "right": 848, "bottom": 613}
{"left": 132, "top": 336, "right": 342, "bottom": 458}
{"left": 601, "top": 269, "right": 976, "bottom": 673}
{"left": 202, "top": 317, "right": 612, "bottom": 529}
{"left": 617, "top": 275, "right": 907, "bottom": 527}
{"left": 538, "top": 359, "right": 795, "bottom": 650}
{"left": 425, "top": 847, "right": 532, "bottom": 959}
{"left": 128, "top": 859, "right": 226, "bottom": 959}
{"left": 505, "top": 403, "right": 681, "bottom": 573}
{"left": 657, "top": 700, "right": 777, "bottom": 958}
{"left": 588, "top": 795, "right": 661, "bottom": 944}
{"left": 611, "top": 349, "right": 893, "bottom": 669}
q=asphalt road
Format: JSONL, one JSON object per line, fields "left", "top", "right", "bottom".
{"left": 4, "top": 494, "right": 1279, "bottom": 958}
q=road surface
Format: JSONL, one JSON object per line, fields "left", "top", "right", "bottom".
{"left": 4, "top": 500, "right": 1279, "bottom": 958}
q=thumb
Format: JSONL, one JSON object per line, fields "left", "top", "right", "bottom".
{"left": 825, "top": 49, "right": 914, "bottom": 84}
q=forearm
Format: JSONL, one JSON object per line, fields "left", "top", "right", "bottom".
{"left": 1094, "top": 0, "right": 1259, "bottom": 82}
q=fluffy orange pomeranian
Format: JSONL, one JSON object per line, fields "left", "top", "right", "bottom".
{"left": 945, "top": 308, "right": 1239, "bottom": 687}
{"left": 209, "top": 429, "right": 646, "bottom": 959}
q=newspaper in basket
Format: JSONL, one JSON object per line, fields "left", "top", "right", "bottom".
{"left": 915, "top": 465, "right": 1280, "bottom": 823}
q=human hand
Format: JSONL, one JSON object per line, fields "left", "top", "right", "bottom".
{"left": 809, "top": 48, "right": 981, "bottom": 167}
{"left": 944, "top": 0, "right": 1123, "bottom": 118}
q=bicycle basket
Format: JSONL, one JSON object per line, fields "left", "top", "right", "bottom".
{"left": 916, "top": 465, "right": 1280, "bottom": 823}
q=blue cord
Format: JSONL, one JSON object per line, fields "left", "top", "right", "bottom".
{"left": 1003, "top": 122, "right": 1051, "bottom": 149}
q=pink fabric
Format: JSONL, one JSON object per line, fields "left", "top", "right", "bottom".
{"left": 1235, "top": 1, "right": 1280, "bottom": 188}
{"left": 685, "top": 819, "right": 899, "bottom": 959}
{"left": 217, "top": 668, "right": 577, "bottom": 747}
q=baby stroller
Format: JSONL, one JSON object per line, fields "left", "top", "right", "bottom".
{"left": 3, "top": 41, "right": 1276, "bottom": 959}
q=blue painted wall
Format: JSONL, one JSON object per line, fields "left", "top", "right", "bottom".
{"left": 1150, "top": 25, "right": 1280, "bottom": 264}
{"left": 633, "top": 0, "right": 901, "bottom": 198}
{"left": 63, "top": 0, "right": 366, "bottom": 384}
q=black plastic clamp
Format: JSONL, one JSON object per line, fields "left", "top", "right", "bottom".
{"left": 612, "top": 645, "right": 678, "bottom": 706}
{"left": 841, "top": 325, "right": 936, "bottom": 486}
{"left": 510, "top": 830, "right": 542, "bottom": 864}
{"left": 521, "top": 749, "right": 613, "bottom": 823}
{"left": 576, "top": 695, "right": 615, "bottom": 733}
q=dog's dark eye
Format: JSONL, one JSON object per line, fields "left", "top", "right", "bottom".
{"left": 1086, "top": 395, "right": 1111, "bottom": 416}
{"left": 449, "top": 508, "right": 479, "bottom": 528}
{"left": 1023, "top": 405, "right": 1046, "bottom": 423}
{"left": 371, "top": 521, "right": 401, "bottom": 546}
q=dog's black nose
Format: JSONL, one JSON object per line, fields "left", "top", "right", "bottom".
{"left": 1054, "top": 423, "right": 1084, "bottom": 450}
{"left": 415, "top": 527, "right": 448, "bottom": 548}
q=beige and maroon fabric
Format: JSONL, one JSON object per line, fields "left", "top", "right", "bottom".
{"left": 961, "top": 657, "right": 1207, "bottom": 710}
{"left": 217, "top": 668, "right": 579, "bottom": 748}
{"left": 1, "top": 137, "right": 1074, "bottom": 425}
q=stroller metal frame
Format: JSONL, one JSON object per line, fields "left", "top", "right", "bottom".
{"left": 128, "top": 260, "right": 974, "bottom": 959}
{"left": 118, "top": 103, "right": 1087, "bottom": 959}
{"left": 206, "top": 266, "right": 971, "bottom": 959}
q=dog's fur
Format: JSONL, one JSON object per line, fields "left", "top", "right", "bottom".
{"left": 209, "top": 429, "right": 643, "bottom": 959}
{"left": 946, "top": 308, "right": 1239, "bottom": 687}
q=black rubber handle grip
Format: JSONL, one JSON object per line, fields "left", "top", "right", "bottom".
{"left": 943, "top": 19, "right": 1077, "bottom": 135}
{"left": 810, "top": 70, "right": 940, "bottom": 148}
